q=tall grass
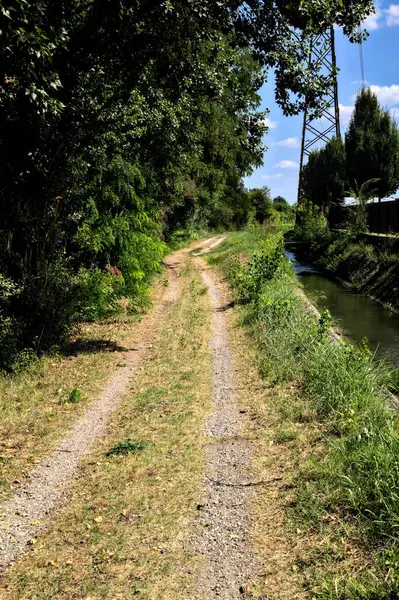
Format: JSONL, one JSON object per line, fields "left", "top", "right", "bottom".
{"left": 212, "top": 229, "right": 399, "bottom": 588}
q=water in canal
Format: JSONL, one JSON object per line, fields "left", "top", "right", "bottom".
{"left": 286, "top": 250, "right": 399, "bottom": 367}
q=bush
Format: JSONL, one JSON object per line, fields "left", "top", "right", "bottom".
{"left": 294, "top": 199, "right": 330, "bottom": 244}
{"left": 229, "top": 234, "right": 289, "bottom": 304}
{"left": 78, "top": 268, "right": 126, "bottom": 321}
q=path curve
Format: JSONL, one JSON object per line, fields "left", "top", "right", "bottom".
{"left": 0, "top": 254, "right": 181, "bottom": 573}
{"left": 193, "top": 258, "right": 260, "bottom": 599}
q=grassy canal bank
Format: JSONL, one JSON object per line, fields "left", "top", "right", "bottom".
{"left": 208, "top": 226, "right": 399, "bottom": 598}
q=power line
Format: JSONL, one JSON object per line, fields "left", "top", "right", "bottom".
{"left": 359, "top": 37, "right": 365, "bottom": 89}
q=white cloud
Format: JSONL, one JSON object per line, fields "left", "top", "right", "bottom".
{"left": 276, "top": 137, "right": 301, "bottom": 148}
{"left": 261, "top": 173, "right": 283, "bottom": 180}
{"left": 363, "top": 7, "right": 383, "bottom": 30}
{"left": 358, "top": 4, "right": 399, "bottom": 29}
{"left": 339, "top": 104, "right": 354, "bottom": 125}
{"left": 370, "top": 84, "right": 399, "bottom": 105}
{"left": 276, "top": 160, "right": 298, "bottom": 169}
{"left": 262, "top": 116, "right": 278, "bottom": 129}
{"left": 386, "top": 4, "right": 399, "bottom": 26}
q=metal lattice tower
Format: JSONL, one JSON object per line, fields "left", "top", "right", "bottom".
{"left": 297, "top": 25, "right": 341, "bottom": 204}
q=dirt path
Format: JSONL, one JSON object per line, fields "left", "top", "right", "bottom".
{"left": 0, "top": 254, "right": 181, "bottom": 573}
{"left": 193, "top": 236, "right": 226, "bottom": 255}
{"left": 0, "top": 235, "right": 260, "bottom": 596}
{"left": 192, "top": 258, "right": 260, "bottom": 599}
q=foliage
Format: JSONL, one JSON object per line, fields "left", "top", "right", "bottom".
{"left": 301, "top": 136, "right": 346, "bottom": 209}
{"left": 293, "top": 199, "right": 330, "bottom": 244}
{"left": 345, "top": 178, "right": 380, "bottom": 236}
{"left": 273, "top": 195, "right": 295, "bottom": 223}
{"left": 298, "top": 89, "right": 399, "bottom": 236}
{"left": 246, "top": 187, "right": 274, "bottom": 224}
{"left": 273, "top": 196, "right": 289, "bottom": 211}
{"left": 66, "top": 388, "right": 82, "bottom": 404}
{"left": 0, "top": 0, "right": 375, "bottom": 368}
{"left": 229, "top": 234, "right": 289, "bottom": 303}
{"left": 346, "top": 88, "right": 399, "bottom": 200}
{"left": 106, "top": 440, "right": 147, "bottom": 457}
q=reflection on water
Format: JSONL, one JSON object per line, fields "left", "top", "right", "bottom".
{"left": 286, "top": 251, "right": 399, "bottom": 366}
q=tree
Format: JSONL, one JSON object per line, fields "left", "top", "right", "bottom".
{"left": 248, "top": 187, "right": 273, "bottom": 223}
{"left": 323, "top": 136, "right": 347, "bottom": 205}
{"left": 301, "top": 136, "right": 346, "bottom": 210}
{"left": 346, "top": 178, "right": 380, "bottom": 236}
{"left": 345, "top": 88, "right": 399, "bottom": 201}
{"left": 273, "top": 196, "right": 289, "bottom": 211}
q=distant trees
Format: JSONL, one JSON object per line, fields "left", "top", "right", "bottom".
{"left": 247, "top": 187, "right": 274, "bottom": 223}
{"left": 273, "top": 195, "right": 295, "bottom": 222}
{"left": 232, "top": 190, "right": 294, "bottom": 226}
{"left": 346, "top": 88, "right": 399, "bottom": 201}
{"left": 301, "top": 149, "right": 326, "bottom": 207}
{"left": 273, "top": 196, "right": 289, "bottom": 211}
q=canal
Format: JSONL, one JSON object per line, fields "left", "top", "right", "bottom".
{"left": 286, "top": 250, "right": 399, "bottom": 367}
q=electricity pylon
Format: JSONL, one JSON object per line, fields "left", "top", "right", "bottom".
{"left": 297, "top": 25, "right": 341, "bottom": 205}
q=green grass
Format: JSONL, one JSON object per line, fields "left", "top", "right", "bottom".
{"left": 206, "top": 224, "right": 280, "bottom": 270}
{"left": 208, "top": 227, "right": 399, "bottom": 598}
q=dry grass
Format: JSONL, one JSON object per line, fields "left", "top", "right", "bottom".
{"left": 0, "top": 276, "right": 167, "bottom": 502}
{"left": 1, "top": 256, "right": 213, "bottom": 600}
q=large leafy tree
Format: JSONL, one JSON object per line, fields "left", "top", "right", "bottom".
{"left": 273, "top": 196, "right": 289, "bottom": 211}
{"left": 301, "top": 136, "right": 346, "bottom": 209}
{"left": 248, "top": 187, "right": 273, "bottom": 223}
{"left": 345, "top": 88, "right": 399, "bottom": 200}
{"left": 0, "top": 0, "right": 376, "bottom": 365}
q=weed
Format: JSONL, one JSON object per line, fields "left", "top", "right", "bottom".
{"left": 65, "top": 388, "right": 82, "bottom": 404}
{"left": 273, "top": 428, "right": 298, "bottom": 444}
{"left": 106, "top": 440, "right": 147, "bottom": 456}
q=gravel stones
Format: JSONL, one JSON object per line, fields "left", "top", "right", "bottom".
{"left": 193, "top": 264, "right": 259, "bottom": 599}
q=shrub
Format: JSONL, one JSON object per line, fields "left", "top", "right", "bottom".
{"left": 78, "top": 268, "right": 126, "bottom": 321}
{"left": 229, "top": 234, "right": 289, "bottom": 304}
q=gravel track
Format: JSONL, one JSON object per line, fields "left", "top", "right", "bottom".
{"left": 0, "top": 255, "right": 180, "bottom": 573}
{"left": 193, "top": 261, "right": 259, "bottom": 599}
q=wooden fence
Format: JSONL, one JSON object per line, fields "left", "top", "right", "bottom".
{"left": 329, "top": 199, "right": 399, "bottom": 234}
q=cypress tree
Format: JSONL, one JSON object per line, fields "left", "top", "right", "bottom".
{"left": 345, "top": 88, "right": 399, "bottom": 201}
{"left": 301, "top": 136, "right": 346, "bottom": 209}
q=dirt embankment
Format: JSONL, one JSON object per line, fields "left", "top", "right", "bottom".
{"left": 333, "top": 252, "right": 399, "bottom": 312}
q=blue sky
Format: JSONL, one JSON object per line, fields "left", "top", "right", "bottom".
{"left": 244, "top": 1, "right": 399, "bottom": 204}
